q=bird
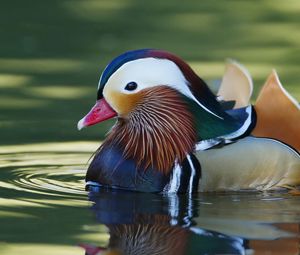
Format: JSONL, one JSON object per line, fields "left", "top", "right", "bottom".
{"left": 78, "top": 49, "right": 300, "bottom": 193}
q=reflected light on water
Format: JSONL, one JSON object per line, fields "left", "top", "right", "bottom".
{"left": 0, "top": 143, "right": 95, "bottom": 197}
{"left": 3, "top": 168, "right": 86, "bottom": 196}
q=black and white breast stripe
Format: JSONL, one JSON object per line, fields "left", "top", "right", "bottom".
{"left": 164, "top": 153, "right": 201, "bottom": 193}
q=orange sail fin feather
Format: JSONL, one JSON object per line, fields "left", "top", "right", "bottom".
{"left": 101, "top": 86, "right": 196, "bottom": 174}
{"left": 252, "top": 70, "right": 300, "bottom": 151}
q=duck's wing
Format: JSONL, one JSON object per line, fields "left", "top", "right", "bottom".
{"left": 252, "top": 70, "right": 300, "bottom": 151}
{"left": 196, "top": 136, "right": 300, "bottom": 192}
{"left": 195, "top": 105, "right": 256, "bottom": 150}
{"left": 217, "top": 60, "right": 253, "bottom": 109}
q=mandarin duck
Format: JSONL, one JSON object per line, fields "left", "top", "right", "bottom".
{"left": 78, "top": 49, "right": 300, "bottom": 193}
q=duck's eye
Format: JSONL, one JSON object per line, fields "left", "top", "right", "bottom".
{"left": 125, "top": 81, "right": 138, "bottom": 91}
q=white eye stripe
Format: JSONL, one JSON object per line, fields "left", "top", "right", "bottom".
{"left": 103, "top": 57, "right": 223, "bottom": 119}
{"left": 104, "top": 58, "right": 189, "bottom": 94}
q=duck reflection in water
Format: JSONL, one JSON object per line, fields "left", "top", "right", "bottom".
{"left": 80, "top": 189, "right": 252, "bottom": 255}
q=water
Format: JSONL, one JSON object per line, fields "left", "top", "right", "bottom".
{"left": 0, "top": 142, "right": 299, "bottom": 255}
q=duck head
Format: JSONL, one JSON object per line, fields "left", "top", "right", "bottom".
{"left": 78, "top": 49, "right": 238, "bottom": 175}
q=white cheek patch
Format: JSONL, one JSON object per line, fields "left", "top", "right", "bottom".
{"left": 103, "top": 58, "right": 222, "bottom": 119}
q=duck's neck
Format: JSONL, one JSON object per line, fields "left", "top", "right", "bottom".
{"left": 185, "top": 97, "right": 239, "bottom": 140}
{"left": 184, "top": 72, "right": 240, "bottom": 140}
{"left": 102, "top": 86, "right": 197, "bottom": 174}
{"left": 171, "top": 58, "right": 240, "bottom": 140}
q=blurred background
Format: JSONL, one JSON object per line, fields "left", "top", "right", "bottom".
{"left": 1, "top": 0, "right": 300, "bottom": 145}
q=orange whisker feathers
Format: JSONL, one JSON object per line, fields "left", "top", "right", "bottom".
{"left": 101, "top": 86, "right": 196, "bottom": 174}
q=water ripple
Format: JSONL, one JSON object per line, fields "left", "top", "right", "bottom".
{"left": 0, "top": 142, "right": 98, "bottom": 197}
{"left": 10, "top": 168, "right": 86, "bottom": 196}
